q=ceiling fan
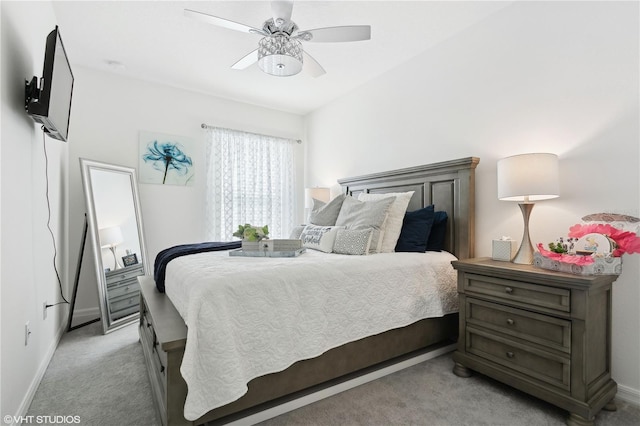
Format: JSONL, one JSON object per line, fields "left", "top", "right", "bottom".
{"left": 184, "top": 1, "right": 371, "bottom": 77}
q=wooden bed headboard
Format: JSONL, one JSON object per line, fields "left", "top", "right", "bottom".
{"left": 338, "top": 157, "right": 479, "bottom": 260}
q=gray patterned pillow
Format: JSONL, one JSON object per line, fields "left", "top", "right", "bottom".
{"left": 308, "top": 194, "right": 346, "bottom": 226}
{"left": 333, "top": 229, "right": 373, "bottom": 255}
{"left": 335, "top": 196, "right": 394, "bottom": 253}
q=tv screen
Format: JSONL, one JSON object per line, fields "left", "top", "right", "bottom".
{"left": 25, "top": 26, "right": 74, "bottom": 142}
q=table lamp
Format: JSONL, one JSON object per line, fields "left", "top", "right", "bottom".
{"left": 99, "top": 226, "right": 124, "bottom": 270}
{"left": 305, "top": 187, "right": 330, "bottom": 208}
{"left": 497, "top": 153, "right": 559, "bottom": 264}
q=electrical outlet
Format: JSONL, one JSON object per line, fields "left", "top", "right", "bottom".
{"left": 25, "top": 321, "right": 31, "bottom": 346}
{"left": 43, "top": 301, "right": 48, "bottom": 320}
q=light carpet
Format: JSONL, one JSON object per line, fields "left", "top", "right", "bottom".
{"left": 27, "top": 322, "right": 640, "bottom": 426}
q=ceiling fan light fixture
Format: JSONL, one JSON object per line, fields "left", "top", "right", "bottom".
{"left": 185, "top": 2, "right": 371, "bottom": 78}
{"left": 257, "top": 35, "right": 303, "bottom": 76}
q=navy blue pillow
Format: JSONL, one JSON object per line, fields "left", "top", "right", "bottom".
{"left": 426, "top": 211, "right": 448, "bottom": 252}
{"left": 395, "top": 205, "right": 435, "bottom": 253}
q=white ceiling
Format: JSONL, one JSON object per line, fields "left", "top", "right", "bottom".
{"left": 52, "top": 1, "right": 511, "bottom": 115}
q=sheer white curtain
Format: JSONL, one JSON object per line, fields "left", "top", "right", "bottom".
{"left": 204, "top": 127, "right": 296, "bottom": 241}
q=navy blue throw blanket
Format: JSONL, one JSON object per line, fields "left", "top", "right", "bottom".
{"left": 153, "top": 241, "right": 241, "bottom": 292}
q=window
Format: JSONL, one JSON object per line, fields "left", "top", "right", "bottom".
{"left": 204, "top": 127, "right": 296, "bottom": 241}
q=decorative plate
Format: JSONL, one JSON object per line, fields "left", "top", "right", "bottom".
{"left": 574, "top": 233, "right": 613, "bottom": 255}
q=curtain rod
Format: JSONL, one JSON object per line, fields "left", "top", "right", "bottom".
{"left": 201, "top": 123, "right": 302, "bottom": 144}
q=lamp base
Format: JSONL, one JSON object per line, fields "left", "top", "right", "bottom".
{"left": 512, "top": 203, "right": 535, "bottom": 265}
{"left": 110, "top": 246, "right": 123, "bottom": 270}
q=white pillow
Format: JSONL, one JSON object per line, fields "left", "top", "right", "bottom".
{"left": 300, "top": 225, "right": 345, "bottom": 253}
{"left": 333, "top": 228, "right": 373, "bottom": 255}
{"left": 358, "top": 191, "right": 414, "bottom": 253}
{"left": 335, "top": 196, "right": 394, "bottom": 253}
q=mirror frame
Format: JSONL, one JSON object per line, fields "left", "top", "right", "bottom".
{"left": 79, "top": 158, "right": 149, "bottom": 333}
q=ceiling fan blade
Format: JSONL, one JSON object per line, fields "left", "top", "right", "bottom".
{"left": 231, "top": 49, "right": 259, "bottom": 70}
{"left": 303, "top": 51, "right": 326, "bottom": 78}
{"left": 184, "top": 9, "right": 265, "bottom": 35}
{"left": 271, "top": 1, "right": 294, "bottom": 24}
{"left": 302, "top": 25, "right": 371, "bottom": 43}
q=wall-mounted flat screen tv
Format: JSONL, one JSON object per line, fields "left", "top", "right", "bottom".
{"left": 25, "top": 26, "right": 74, "bottom": 142}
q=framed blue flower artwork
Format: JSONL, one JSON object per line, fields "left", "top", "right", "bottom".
{"left": 139, "top": 131, "right": 195, "bottom": 186}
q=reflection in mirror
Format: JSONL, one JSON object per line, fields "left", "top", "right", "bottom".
{"left": 79, "top": 158, "right": 148, "bottom": 333}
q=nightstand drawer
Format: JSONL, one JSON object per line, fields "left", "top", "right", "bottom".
{"left": 466, "top": 298, "right": 571, "bottom": 353}
{"left": 109, "top": 291, "right": 140, "bottom": 313}
{"left": 110, "top": 305, "right": 138, "bottom": 321}
{"left": 108, "top": 280, "right": 140, "bottom": 300}
{"left": 467, "top": 327, "right": 570, "bottom": 391}
{"left": 463, "top": 273, "right": 570, "bottom": 313}
{"left": 106, "top": 265, "right": 144, "bottom": 286}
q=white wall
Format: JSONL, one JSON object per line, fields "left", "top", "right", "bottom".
{"left": 305, "top": 1, "right": 640, "bottom": 401}
{"left": 67, "top": 67, "right": 304, "bottom": 319}
{"left": 1, "top": 1, "right": 69, "bottom": 419}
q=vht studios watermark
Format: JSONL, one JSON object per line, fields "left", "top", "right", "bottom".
{"left": 4, "top": 415, "right": 81, "bottom": 424}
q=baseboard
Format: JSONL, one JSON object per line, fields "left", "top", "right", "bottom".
{"left": 10, "top": 321, "right": 66, "bottom": 426}
{"left": 617, "top": 383, "right": 640, "bottom": 407}
{"left": 226, "top": 343, "right": 457, "bottom": 425}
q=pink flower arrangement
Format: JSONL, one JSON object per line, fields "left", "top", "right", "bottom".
{"left": 537, "top": 223, "right": 640, "bottom": 266}
{"left": 567, "top": 224, "right": 640, "bottom": 257}
{"left": 536, "top": 243, "right": 596, "bottom": 265}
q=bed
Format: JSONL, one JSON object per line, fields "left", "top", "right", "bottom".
{"left": 138, "top": 157, "right": 479, "bottom": 426}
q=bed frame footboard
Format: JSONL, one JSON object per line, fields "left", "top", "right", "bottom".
{"left": 139, "top": 276, "right": 457, "bottom": 426}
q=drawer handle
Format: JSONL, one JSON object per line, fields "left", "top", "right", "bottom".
{"left": 504, "top": 287, "right": 513, "bottom": 294}
{"left": 506, "top": 318, "right": 515, "bottom": 326}
{"left": 506, "top": 351, "right": 515, "bottom": 358}
{"left": 152, "top": 345, "right": 166, "bottom": 375}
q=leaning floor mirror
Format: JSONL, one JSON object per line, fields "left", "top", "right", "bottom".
{"left": 80, "top": 158, "right": 149, "bottom": 333}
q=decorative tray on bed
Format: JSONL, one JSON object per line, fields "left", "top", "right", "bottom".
{"left": 229, "top": 248, "right": 306, "bottom": 258}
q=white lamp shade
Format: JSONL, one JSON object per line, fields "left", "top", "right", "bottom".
{"left": 99, "top": 226, "right": 124, "bottom": 248}
{"left": 258, "top": 35, "right": 303, "bottom": 77}
{"left": 497, "top": 153, "right": 560, "bottom": 202}
{"left": 258, "top": 54, "right": 303, "bottom": 76}
{"left": 305, "top": 187, "right": 330, "bottom": 208}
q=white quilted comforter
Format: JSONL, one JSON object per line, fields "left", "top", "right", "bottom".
{"left": 164, "top": 249, "right": 459, "bottom": 421}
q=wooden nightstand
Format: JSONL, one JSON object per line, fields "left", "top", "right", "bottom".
{"left": 451, "top": 258, "right": 618, "bottom": 426}
{"left": 106, "top": 263, "right": 143, "bottom": 321}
